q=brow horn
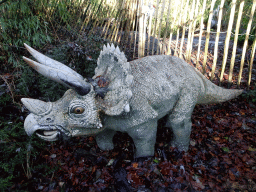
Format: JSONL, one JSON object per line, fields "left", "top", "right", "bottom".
{"left": 23, "top": 43, "right": 91, "bottom": 95}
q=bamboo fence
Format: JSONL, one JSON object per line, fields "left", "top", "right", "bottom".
{"left": 77, "top": 0, "right": 256, "bottom": 87}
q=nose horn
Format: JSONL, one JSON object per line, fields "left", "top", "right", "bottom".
{"left": 21, "top": 98, "right": 52, "bottom": 115}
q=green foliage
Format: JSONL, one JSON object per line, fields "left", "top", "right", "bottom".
{"left": 0, "top": 90, "right": 60, "bottom": 190}
{"left": 0, "top": 114, "right": 45, "bottom": 190}
{"left": 223, "top": 0, "right": 256, "bottom": 44}
{"left": 222, "top": 147, "right": 230, "bottom": 153}
{"left": 16, "top": 64, "right": 67, "bottom": 101}
{"left": 244, "top": 88, "right": 256, "bottom": 103}
{"left": 236, "top": 32, "right": 255, "bottom": 46}
{"left": 0, "top": 175, "right": 14, "bottom": 190}
{"left": 0, "top": 0, "right": 51, "bottom": 69}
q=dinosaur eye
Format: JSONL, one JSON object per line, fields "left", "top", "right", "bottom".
{"left": 72, "top": 107, "right": 85, "bottom": 114}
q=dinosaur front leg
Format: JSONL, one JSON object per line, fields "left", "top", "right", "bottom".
{"left": 95, "top": 129, "right": 116, "bottom": 151}
{"left": 127, "top": 120, "right": 158, "bottom": 158}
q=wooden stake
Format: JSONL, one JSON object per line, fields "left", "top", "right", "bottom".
{"left": 238, "top": 0, "right": 256, "bottom": 86}
{"left": 228, "top": 1, "right": 244, "bottom": 85}
{"left": 219, "top": 0, "right": 237, "bottom": 84}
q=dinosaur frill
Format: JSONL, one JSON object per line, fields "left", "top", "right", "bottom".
{"left": 94, "top": 44, "right": 133, "bottom": 116}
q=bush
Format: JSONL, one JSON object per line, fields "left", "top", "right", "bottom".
{"left": 0, "top": 0, "right": 51, "bottom": 71}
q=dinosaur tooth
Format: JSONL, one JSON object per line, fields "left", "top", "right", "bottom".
{"left": 36, "top": 131, "right": 58, "bottom": 141}
{"left": 124, "top": 104, "right": 130, "bottom": 112}
{"left": 43, "top": 130, "right": 58, "bottom": 136}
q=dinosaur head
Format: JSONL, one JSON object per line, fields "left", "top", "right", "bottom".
{"left": 21, "top": 43, "right": 133, "bottom": 141}
{"left": 21, "top": 89, "right": 103, "bottom": 141}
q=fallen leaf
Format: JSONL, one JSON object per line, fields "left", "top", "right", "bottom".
{"left": 248, "top": 147, "right": 256, "bottom": 152}
{"left": 213, "top": 137, "right": 220, "bottom": 141}
{"left": 229, "top": 170, "right": 236, "bottom": 180}
{"left": 132, "top": 162, "right": 138, "bottom": 168}
{"left": 222, "top": 147, "right": 230, "bottom": 153}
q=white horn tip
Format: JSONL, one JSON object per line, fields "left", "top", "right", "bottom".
{"left": 24, "top": 43, "right": 31, "bottom": 49}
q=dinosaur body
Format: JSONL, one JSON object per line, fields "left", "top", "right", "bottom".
{"left": 22, "top": 44, "right": 242, "bottom": 158}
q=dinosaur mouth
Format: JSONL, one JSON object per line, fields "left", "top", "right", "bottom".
{"left": 35, "top": 125, "right": 70, "bottom": 142}
{"left": 36, "top": 129, "right": 59, "bottom": 141}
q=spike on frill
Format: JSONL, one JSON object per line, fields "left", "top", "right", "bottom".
{"left": 110, "top": 44, "right": 115, "bottom": 50}
{"left": 103, "top": 45, "right": 107, "bottom": 51}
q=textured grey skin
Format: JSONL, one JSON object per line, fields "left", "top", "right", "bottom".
{"left": 22, "top": 43, "right": 243, "bottom": 158}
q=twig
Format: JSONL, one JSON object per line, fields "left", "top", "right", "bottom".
{"left": 0, "top": 74, "right": 16, "bottom": 104}
{"left": 26, "top": 150, "right": 32, "bottom": 179}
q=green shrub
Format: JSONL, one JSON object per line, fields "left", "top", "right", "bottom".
{"left": 0, "top": 0, "right": 51, "bottom": 70}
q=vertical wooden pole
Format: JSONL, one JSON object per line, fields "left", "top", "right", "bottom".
{"left": 228, "top": 1, "right": 244, "bottom": 84}
{"left": 202, "top": 0, "right": 216, "bottom": 73}
{"left": 210, "top": 0, "right": 225, "bottom": 81}
{"left": 117, "top": 0, "right": 131, "bottom": 45}
{"left": 219, "top": 0, "right": 237, "bottom": 84}
{"left": 238, "top": 0, "right": 256, "bottom": 86}
{"left": 174, "top": 0, "right": 183, "bottom": 56}
{"left": 185, "top": 0, "right": 195, "bottom": 62}
{"left": 179, "top": 0, "right": 189, "bottom": 59}
{"left": 111, "top": 0, "right": 126, "bottom": 42}
{"left": 129, "top": 0, "right": 138, "bottom": 58}
{"left": 146, "top": 0, "right": 154, "bottom": 56}
{"left": 133, "top": 0, "right": 140, "bottom": 59}
{"left": 248, "top": 31, "right": 256, "bottom": 87}
{"left": 163, "top": 0, "right": 172, "bottom": 55}
{"left": 167, "top": 0, "right": 179, "bottom": 55}
{"left": 121, "top": 0, "right": 133, "bottom": 47}
{"left": 196, "top": 0, "right": 207, "bottom": 69}
{"left": 151, "top": 0, "right": 160, "bottom": 55}
{"left": 156, "top": 0, "right": 166, "bottom": 55}
{"left": 103, "top": 0, "right": 118, "bottom": 39}
{"left": 138, "top": 0, "right": 145, "bottom": 58}
{"left": 187, "top": 0, "right": 199, "bottom": 62}
{"left": 79, "top": 3, "right": 92, "bottom": 33}
{"left": 88, "top": 0, "right": 106, "bottom": 36}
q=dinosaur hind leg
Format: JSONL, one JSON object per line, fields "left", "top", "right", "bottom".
{"left": 166, "top": 92, "right": 197, "bottom": 151}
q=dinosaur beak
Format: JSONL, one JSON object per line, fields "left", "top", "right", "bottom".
{"left": 23, "top": 43, "right": 91, "bottom": 96}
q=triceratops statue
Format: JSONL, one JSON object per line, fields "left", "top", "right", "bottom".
{"left": 22, "top": 43, "right": 242, "bottom": 158}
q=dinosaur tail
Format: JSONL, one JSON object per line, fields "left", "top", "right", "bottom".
{"left": 196, "top": 71, "right": 243, "bottom": 104}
